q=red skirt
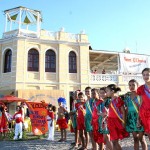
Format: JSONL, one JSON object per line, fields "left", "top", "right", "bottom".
{"left": 139, "top": 108, "right": 150, "bottom": 134}
{"left": 107, "top": 117, "right": 129, "bottom": 141}
{"left": 92, "top": 119, "right": 103, "bottom": 144}
{"left": 57, "top": 118, "right": 68, "bottom": 129}
{"left": 77, "top": 117, "right": 85, "bottom": 130}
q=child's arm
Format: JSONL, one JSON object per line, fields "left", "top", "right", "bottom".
{"left": 97, "top": 112, "right": 107, "bottom": 117}
{"left": 79, "top": 106, "right": 86, "bottom": 116}
{"left": 69, "top": 103, "right": 78, "bottom": 115}
{"left": 50, "top": 112, "right": 54, "bottom": 126}
{"left": 63, "top": 107, "right": 68, "bottom": 113}
{"left": 97, "top": 106, "right": 108, "bottom": 117}
{"left": 57, "top": 107, "right": 61, "bottom": 115}
{"left": 8, "top": 113, "right": 15, "bottom": 123}
{"left": 123, "top": 97, "right": 128, "bottom": 123}
{"left": 137, "top": 96, "right": 142, "bottom": 127}
{"left": 69, "top": 110, "right": 76, "bottom": 116}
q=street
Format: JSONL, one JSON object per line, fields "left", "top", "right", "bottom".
{"left": 0, "top": 132, "right": 149, "bottom": 150}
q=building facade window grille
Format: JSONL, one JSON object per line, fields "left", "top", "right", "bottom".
{"left": 28, "top": 49, "right": 39, "bottom": 71}
{"left": 45, "top": 50, "right": 56, "bottom": 72}
{"left": 69, "top": 51, "right": 77, "bottom": 73}
{"left": 4, "top": 49, "right": 12, "bottom": 73}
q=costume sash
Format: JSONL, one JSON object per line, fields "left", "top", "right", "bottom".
{"left": 131, "top": 97, "right": 140, "bottom": 113}
{"left": 131, "top": 100, "right": 139, "bottom": 113}
{"left": 93, "top": 99, "right": 103, "bottom": 110}
{"left": 144, "top": 84, "right": 150, "bottom": 99}
{"left": 98, "top": 102, "right": 105, "bottom": 113}
{"left": 110, "top": 99, "right": 124, "bottom": 123}
{"left": 93, "top": 100, "right": 101, "bottom": 112}
{"left": 86, "top": 100, "right": 92, "bottom": 114}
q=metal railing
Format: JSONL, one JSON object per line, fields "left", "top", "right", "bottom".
{"left": 90, "top": 73, "right": 144, "bottom": 85}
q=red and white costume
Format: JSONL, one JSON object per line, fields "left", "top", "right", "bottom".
{"left": 46, "top": 110, "right": 55, "bottom": 140}
{"left": 13, "top": 110, "right": 23, "bottom": 140}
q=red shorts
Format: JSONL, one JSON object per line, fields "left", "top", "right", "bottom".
{"left": 57, "top": 118, "right": 68, "bottom": 129}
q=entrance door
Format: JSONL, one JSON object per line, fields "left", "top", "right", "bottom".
{"left": 69, "top": 91, "right": 74, "bottom": 111}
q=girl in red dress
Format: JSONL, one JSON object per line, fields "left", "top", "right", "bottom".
{"left": 98, "top": 87, "right": 113, "bottom": 150}
{"left": 0, "top": 105, "right": 8, "bottom": 138}
{"left": 106, "top": 84, "right": 129, "bottom": 150}
{"left": 75, "top": 92, "right": 86, "bottom": 150}
{"left": 91, "top": 88, "right": 104, "bottom": 150}
{"left": 137, "top": 68, "right": 150, "bottom": 140}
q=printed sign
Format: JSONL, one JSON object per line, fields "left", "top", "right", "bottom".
{"left": 119, "top": 53, "right": 150, "bottom": 74}
{"left": 27, "top": 102, "right": 48, "bottom": 135}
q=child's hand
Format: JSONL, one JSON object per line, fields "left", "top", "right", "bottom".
{"left": 80, "top": 107, "right": 86, "bottom": 115}
{"left": 136, "top": 119, "right": 142, "bottom": 128}
{"left": 69, "top": 112, "right": 73, "bottom": 116}
{"left": 103, "top": 112, "right": 107, "bottom": 117}
{"left": 76, "top": 112, "right": 78, "bottom": 117}
{"left": 83, "top": 110, "right": 86, "bottom": 116}
{"left": 122, "top": 122, "right": 126, "bottom": 128}
{"left": 97, "top": 112, "right": 101, "bottom": 116}
{"left": 8, "top": 119, "right": 13, "bottom": 123}
{"left": 97, "top": 112, "right": 106, "bottom": 117}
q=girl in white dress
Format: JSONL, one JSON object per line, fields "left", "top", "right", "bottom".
{"left": 46, "top": 104, "right": 56, "bottom": 141}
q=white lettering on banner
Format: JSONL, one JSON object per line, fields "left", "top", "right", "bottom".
{"left": 119, "top": 53, "right": 150, "bottom": 74}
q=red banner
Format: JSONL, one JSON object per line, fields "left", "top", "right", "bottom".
{"left": 27, "top": 102, "right": 48, "bottom": 135}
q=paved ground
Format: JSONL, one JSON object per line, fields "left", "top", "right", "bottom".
{"left": 0, "top": 132, "right": 149, "bottom": 150}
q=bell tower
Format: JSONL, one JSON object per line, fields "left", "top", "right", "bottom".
{"left": 4, "top": 6, "right": 42, "bottom": 37}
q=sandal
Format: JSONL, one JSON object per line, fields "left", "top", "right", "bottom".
{"left": 74, "top": 144, "right": 78, "bottom": 148}
{"left": 63, "top": 139, "right": 67, "bottom": 142}
{"left": 58, "top": 139, "right": 63, "bottom": 142}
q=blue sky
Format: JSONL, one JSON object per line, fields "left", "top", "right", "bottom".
{"left": 0, "top": 0, "right": 150, "bottom": 55}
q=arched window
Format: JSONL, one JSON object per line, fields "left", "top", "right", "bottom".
{"left": 45, "top": 50, "right": 56, "bottom": 72}
{"left": 4, "top": 49, "right": 12, "bottom": 73}
{"left": 28, "top": 49, "right": 39, "bottom": 71}
{"left": 69, "top": 51, "right": 77, "bottom": 73}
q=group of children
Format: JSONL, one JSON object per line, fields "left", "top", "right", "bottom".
{"left": 0, "top": 67, "right": 150, "bottom": 150}
{"left": 66, "top": 67, "right": 150, "bottom": 150}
